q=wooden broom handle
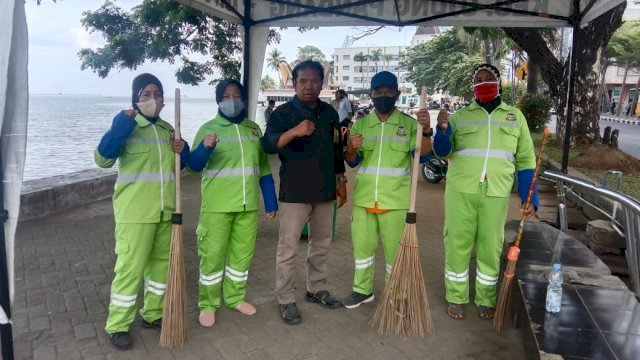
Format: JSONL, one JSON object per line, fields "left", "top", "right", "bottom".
{"left": 174, "top": 88, "right": 181, "bottom": 213}
{"left": 513, "top": 128, "right": 550, "bottom": 248}
{"left": 409, "top": 86, "right": 427, "bottom": 213}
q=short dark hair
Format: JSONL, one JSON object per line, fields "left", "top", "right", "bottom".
{"left": 292, "top": 60, "right": 324, "bottom": 83}
{"left": 268, "top": 99, "right": 275, "bottom": 105}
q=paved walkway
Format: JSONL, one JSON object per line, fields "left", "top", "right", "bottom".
{"left": 13, "top": 156, "right": 530, "bottom": 359}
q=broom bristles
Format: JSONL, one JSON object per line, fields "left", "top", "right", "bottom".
{"left": 159, "top": 224, "right": 187, "bottom": 348}
{"left": 493, "top": 258, "right": 517, "bottom": 334}
{"left": 371, "top": 223, "right": 435, "bottom": 337}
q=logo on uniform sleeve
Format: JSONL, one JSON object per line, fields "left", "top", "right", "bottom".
{"left": 506, "top": 113, "right": 516, "bottom": 121}
{"left": 397, "top": 126, "right": 406, "bottom": 137}
{"left": 252, "top": 128, "right": 260, "bottom": 137}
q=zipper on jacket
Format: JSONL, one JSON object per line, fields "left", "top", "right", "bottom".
{"left": 479, "top": 107, "right": 492, "bottom": 182}
{"left": 234, "top": 124, "right": 247, "bottom": 208}
{"left": 151, "top": 124, "right": 165, "bottom": 213}
{"left": 374, "top": 122, "right": 385, "bottom": 202}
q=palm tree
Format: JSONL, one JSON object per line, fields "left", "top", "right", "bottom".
{"left": 383, "top": 53, "right": 393, "bottom": 72}
{"left": 267, "top": 49, "right": 283, "bottom": 73}
{"left": 370, "top": 49, "right": 383, "bottom": 73}
{"left": 354, "top": 52, "right": 366, "bottom": 88}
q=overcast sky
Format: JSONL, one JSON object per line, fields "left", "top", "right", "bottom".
{"left": 26, "top": 0, "right": 418, "bottom": 98}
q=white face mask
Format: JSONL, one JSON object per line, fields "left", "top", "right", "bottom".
{"left": 137, "top": 99, "right": 164, "bottom": 118}
{"left": 219, "top": 99, "right": 245, "bottom": 118}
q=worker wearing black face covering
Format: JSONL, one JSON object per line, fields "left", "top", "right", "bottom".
{"left": 186, "top": 79, "right": 278, "bottom": 328}
{"left": 341, "top": 71, "right": 432, "bottom": 309}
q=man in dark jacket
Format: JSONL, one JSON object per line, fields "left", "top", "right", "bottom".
{"left": 262, "top": 60, "right": 347, "bottom": 325}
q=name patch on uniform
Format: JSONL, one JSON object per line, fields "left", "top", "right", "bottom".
{"left": 397, "top": 126, "right": 406, "bottom": 137}
{"left": 252, "top": 128, "right": 260, "bottom": 137}
{"left": 506, "top": 113, "right": 516, "bottom": 121}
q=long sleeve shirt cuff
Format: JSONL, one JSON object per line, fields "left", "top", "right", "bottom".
{"left": 97, "top": 111, "right": 137, "bottom": 159}
{"left": 517, "top": 169, "right": 539, "bottom": 209}
{"left": 259, "top": 174, "right": 278, "bottom": 212}
{"left": 187, "top": 141, "right": 214, "bottom": 172}
{"left": 345, "top": 153, "right": 362, "bottom": 168}
{"left": 433, "top": 125, "right": 453, "bottom": 158}
{"left": 179, "top": 142, "right": 190, "bottom": 169}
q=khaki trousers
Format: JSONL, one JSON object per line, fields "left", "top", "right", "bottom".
{"left": 276, "top": 201, "right": 334, "bottom": 304}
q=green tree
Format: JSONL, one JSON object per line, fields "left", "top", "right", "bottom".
{"left": 370, "top": 49, "right": 383, "bottom": 72}
{"left": 606, "top": 20, "right": 640, "bottom": 116}
{"left": 267, "top": 48, "right": 283, "bottom": 73}
{"left": 296, "top": 45, "right": 326, "bottom": 63}
{"left": 403, "top": 29, "right": 482, "bottom": 99}
{"left": 77, "top": 0, "right": 313, "bottom": 85}
{"left": 504, "top": 2, "right": 626, "bottom": 144}
{"left": 261, "top": 75, "right": 276, "bottom": 90}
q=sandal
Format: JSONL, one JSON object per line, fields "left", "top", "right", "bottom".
{"left": 478, "top": 305, "right": 495, "bottom": 320}
{"left": 447, "top": 303, "right": 465, "bottom": 319}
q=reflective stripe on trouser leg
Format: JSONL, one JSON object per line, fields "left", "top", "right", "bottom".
{"left": 351, "top": 206, "right": 380, "bottom": 295}
{"left": 197, "top": 212, "right": 233, "bottom": 312}
{"left": 139, "top": 220, "right": 171, "bottom": 323}
{"left": 223, "top": 211, "right": 258, "bottom": 308}
{"left": 474, "top": 189, "right": 509, "bottom": 308}
{"left": 106, "top": 222, "right": 168, "bottom": 333}
{"left": 444, "top": 187, "right": 478, "bottom": 305}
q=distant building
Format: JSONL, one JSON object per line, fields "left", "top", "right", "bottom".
{"left": 330, "top": 26, "right": 441, "bottom": 106}
{"left": 603, "top": 0, "right": 640, "bottom": 114}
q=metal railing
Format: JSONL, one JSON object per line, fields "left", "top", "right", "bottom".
{"left": 543, "top": 170, "right": 640, "bottom": 297}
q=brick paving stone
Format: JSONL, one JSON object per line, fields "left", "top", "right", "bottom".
{"left": 12, "top": 159, "right": 531, "bottom": 359}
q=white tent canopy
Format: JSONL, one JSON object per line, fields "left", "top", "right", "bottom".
{"left": 174, "top": 0, "right": 625, "bottom": 121}
{"left": 0, "top": 0, "right": 626, "bottom": 357}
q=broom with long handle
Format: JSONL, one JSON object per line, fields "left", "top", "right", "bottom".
{"left": 160, "top": 88, "right": 187, "bottom": 347}
{"left": 493, "top": 127, "right": 550, "bottom": 334}
{"left": 371, "top": 86, "right": 434, "bottom": 337}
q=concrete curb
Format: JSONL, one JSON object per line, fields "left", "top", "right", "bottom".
{"left": 600, "top": 115, "right": 640, "bottom": 125}
{"left": 20, "top": 168, "right": 117, "bottom": 222}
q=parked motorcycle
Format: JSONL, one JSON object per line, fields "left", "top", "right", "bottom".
{"left": 421, "top": 151, "right": 447, "bottom": 184}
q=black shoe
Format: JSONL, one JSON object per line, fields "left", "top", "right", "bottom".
{"left": 109, "top": 332, "right": 132, "bottom": 351}
{"left": 305, "top": 290, "right": 341, "bottom": 309}
{"left": 342, "top": 292, "right": 375, "bottom": 309}
{"left": 141, "top": 318, "right": 162, "bottom": 330}
{"left": 279, "top": 303, "right": 302, "bottom": 325}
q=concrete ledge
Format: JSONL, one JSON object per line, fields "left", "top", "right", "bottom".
{"left": 20, "top": 168, "right": 117, "bottom": 221}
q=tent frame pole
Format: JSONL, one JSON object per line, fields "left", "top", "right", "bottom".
{"left": 242, "top": 0, "right": 252, "bottom": 89}
{"left": 561, "top": 0, "right": 581, "bottom": 173}
{"left": 0, "top": 145, "right": 14, "bottom": 360}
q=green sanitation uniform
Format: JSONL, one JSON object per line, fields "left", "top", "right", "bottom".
{"left": 347, "top": 109, "right": 418, "bottom": 295}
{"left": 95, "top": 112, "right": 182, "bottom": 333}
{"left": 434, "top": 101, "right": 535, "bottom": 307}
{"left": 188, "top": 114, "right": 276, "bottom": 312}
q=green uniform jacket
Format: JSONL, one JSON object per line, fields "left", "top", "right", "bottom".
{"left": 189, "top": 115, "right": 271, "bottom": 212}
{"left": 351, "top": 109, "right": 418, "bottom": 210}
{"left": 95, "top": 114, "right": 177, "bottom": 223}
{"left": 441, "top": 101, "right": 536, "bottom": 197}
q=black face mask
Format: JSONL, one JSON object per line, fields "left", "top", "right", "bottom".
{"left": 372, "top": 96, "right": 396, "bottom": 114}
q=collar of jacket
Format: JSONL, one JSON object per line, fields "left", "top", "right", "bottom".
{"left": 467, "top": 98, "right": 510, "bottom": 113}
{"left": 214, "top": 113, "right": 256, "bottom": 129}
{"left": 365, "top": 107, "right": 401, "bottom": 127}
{"left": 292, "top": 94, "right": 327, "bottom": 113}
{"left": 134, "top": 113, "right": 173, "bottom": 131}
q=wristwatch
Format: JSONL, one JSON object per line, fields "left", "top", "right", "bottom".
{"left": 337, "top": 175, "right": 348, "bottom": 183}
{"left": 422, "top": 128, "right": 434, "bottom": 137}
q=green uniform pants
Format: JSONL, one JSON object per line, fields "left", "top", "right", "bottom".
{"left": 196, "top": 211, "right": 258, "bottom": 312}
{"left": 105, "top": 221, "right": 171, "bottom": 333}
{"left": 444, "top": 183, "right": 509, "bottom": 307}
{"left": 351, "top": 206, "right": 406, "bottom": 295}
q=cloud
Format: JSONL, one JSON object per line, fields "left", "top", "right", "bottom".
{"left": 69, "top": 26, "right": 103, "bottom": 50}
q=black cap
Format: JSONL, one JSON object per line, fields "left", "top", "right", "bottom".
{"left": 131, "top": 73, "right": 163, "bottom": 108}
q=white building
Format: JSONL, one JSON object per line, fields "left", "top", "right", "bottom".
{"left": 331, "top": 26, "right": 441, "bottom": 106}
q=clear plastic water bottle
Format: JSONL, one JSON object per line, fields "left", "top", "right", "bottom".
{"left": 545, "top": 263, "right": 563, "bottom": 313}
